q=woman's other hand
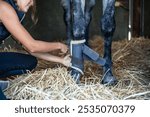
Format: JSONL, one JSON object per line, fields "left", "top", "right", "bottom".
{"left": 62, "top": 54, "right": 71, "bottom": 67}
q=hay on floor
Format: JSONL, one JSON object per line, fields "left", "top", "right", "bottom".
{"left": 1, "top": 36, "right": 150, "bottom": 100}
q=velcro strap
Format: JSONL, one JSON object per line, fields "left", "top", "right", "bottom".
{"left": 83, "top": 45, "right": 99, "bottom": 61}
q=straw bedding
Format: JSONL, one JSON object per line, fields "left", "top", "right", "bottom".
{"left": 1, "top": 36, "right": 150, "bottom": 100}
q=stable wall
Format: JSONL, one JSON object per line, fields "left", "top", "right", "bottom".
{"left": 24, "top": 0, "right": 128, "bottom": 42}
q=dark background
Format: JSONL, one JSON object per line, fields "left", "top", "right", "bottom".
{"left": 144, "top": 0, "right": 150, "bottom": 38}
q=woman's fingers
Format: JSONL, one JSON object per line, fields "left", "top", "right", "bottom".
{"left": 62, "top": 54, "right": 71, "bottom": 67}
{"left": 60, "top": 43, "right": 69, "bottom": 53}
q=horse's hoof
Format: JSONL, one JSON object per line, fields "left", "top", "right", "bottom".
{"left": 101, "top": 73, "right": 117, "bottom": 86}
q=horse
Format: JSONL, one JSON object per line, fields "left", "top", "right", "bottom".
{"left": 61, "top": 0, "right": 117, "bottom": 85}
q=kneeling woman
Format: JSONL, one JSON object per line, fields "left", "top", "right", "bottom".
{"left": 0, "top": 0, "right": 71, "bottom": 99}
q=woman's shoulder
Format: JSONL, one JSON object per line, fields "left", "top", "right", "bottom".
{"left": 0, "top": 0, "right": 14, "bottom": 12}
{"left": 0, "top": 0, "right": 17, "bottom": 19}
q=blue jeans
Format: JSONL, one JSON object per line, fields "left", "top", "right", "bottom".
{"left": 0, "top": 88, "right": 7, "bottom": 100}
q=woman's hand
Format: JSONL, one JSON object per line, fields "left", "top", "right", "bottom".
{"left": 62, "top": 55, "right": 71, "bottom": 67}
{"left": 58, "top": 43, "right": 68, "bottom": 53}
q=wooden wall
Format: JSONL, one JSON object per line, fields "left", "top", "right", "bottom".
{"left": 132, "top": 0, "right": 150, "bottom": 38}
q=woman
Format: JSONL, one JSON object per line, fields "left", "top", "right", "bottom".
{"left": 0, "top": 0, "right": 71, "bottom": 99}
{"left": 0, "top": 0, "right": 71, "bottom": 66}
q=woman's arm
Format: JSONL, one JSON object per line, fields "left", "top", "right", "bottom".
{"left": 30, "top": 52, "right": 71, "bottom": 67}
{"left": 0, "top": 1, "right": 68, "bottom": 53}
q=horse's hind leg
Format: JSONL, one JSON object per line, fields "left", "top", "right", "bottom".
{"left": 100, "top": 0, "right": 117, "bottom": 85}
{"left": 61, "top": 0, "right": 73, "bottom": 45}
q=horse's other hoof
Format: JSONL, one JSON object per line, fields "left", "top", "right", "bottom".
{"left": 101, "top": 72, "right": 117, "bottom": 86}
{"left": 70, "top": 70, "right": 82, "bottom": 84}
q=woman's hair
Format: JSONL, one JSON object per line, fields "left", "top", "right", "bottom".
{"left": 30, "top": 0, "right": 38, "bottom": 24}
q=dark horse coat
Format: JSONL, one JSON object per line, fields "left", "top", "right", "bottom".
{"left": 61, "top": 0, "right": 117, "bottom": 85}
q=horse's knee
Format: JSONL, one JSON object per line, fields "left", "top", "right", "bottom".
{"left": 73, "top": 18, "right": 86, "bottom": 39}
{"left": 101, "top": 1, "right": 116, "bottom": 35}
{"left": 73, "top": 2, "right": 86, "bottom": 39}
{"left": 101, "top": 16, "right": 115, "bottom": 35}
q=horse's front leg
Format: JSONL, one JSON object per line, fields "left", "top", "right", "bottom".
{"left": 70, "top": 0, "right": 86, "bottom": 83}
{"left": 61, "top": 0, "right": 73, "bottom": 45}
{"left": 100, "top": 0, "right": 117, "bottom": 85}
{"left": 84, "top": 0, "right": 96, "bottom": 46}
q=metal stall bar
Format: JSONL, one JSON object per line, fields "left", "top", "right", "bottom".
{"left": 128, "top": 0, "right": 133, "bottom": 40}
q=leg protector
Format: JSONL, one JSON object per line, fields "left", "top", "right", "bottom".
{"left": 70, "top": 39, "right": 106, "bottom": 83}
{"left": 70, "top": 40, "right": 85, "bottom": 83}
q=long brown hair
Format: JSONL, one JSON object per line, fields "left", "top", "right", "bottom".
{"left": 30, "top": 0, "right": 38, "bottom": 24}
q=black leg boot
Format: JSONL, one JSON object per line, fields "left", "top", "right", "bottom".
{"left": 70, "top": 40, "right": 85, "bottom": 84}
